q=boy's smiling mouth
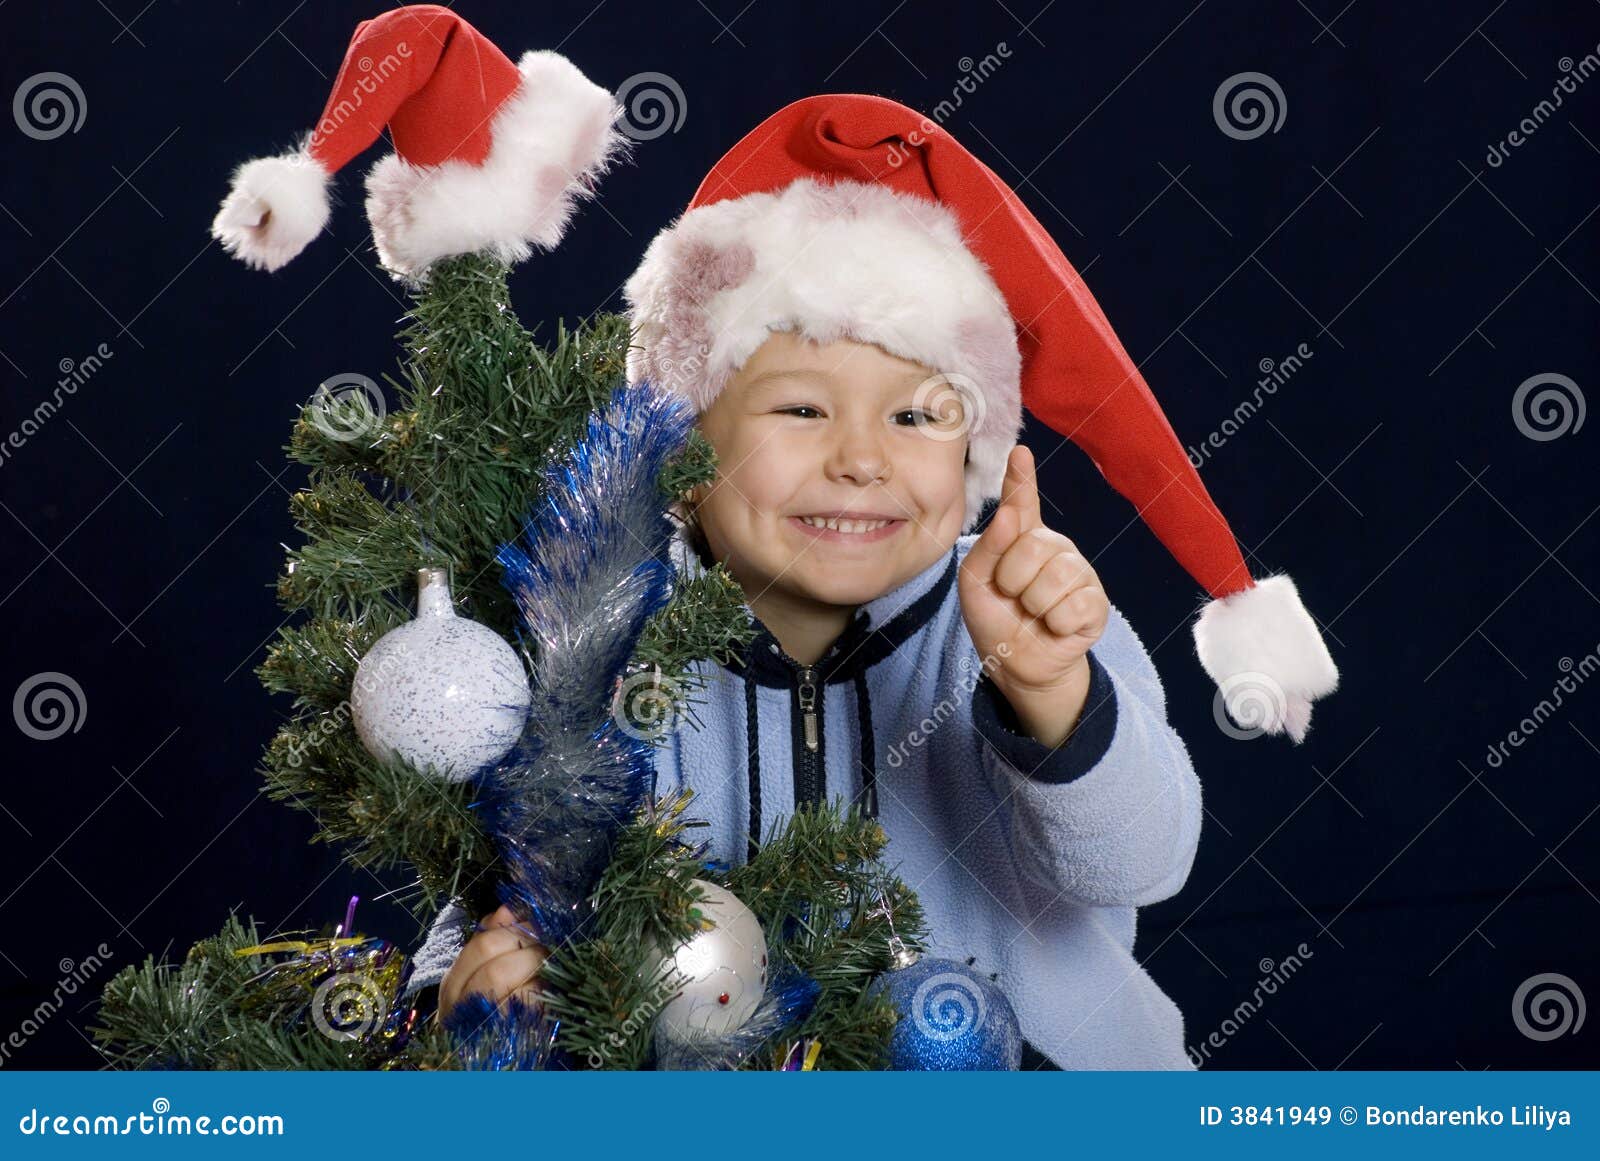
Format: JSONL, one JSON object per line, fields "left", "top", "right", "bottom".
{"left": 789, "top": 511, "right": 906, "bottom": 542}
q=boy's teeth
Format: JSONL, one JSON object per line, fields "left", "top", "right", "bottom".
{"left": 800, "top": 515, "right": 891, "bottom": 533}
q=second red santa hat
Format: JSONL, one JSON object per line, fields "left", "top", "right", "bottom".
{"left": 211, "top": 4, "right": 627, "bottom": 280}
{"left": 623, "top": 93, "right": 1339, "bottom": 742}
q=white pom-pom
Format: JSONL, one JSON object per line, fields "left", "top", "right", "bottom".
{"left": 211, "top": 148, "right": 332, "bottom": 272}
{"left": 1192, "top": 574, "right": 1339, "bottom": 744}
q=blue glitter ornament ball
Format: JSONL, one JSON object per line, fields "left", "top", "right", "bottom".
{"left": 869, "top": 954, "right": 1022, "bottom": 1070}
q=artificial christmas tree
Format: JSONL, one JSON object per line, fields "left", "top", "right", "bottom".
{"left": 90, "top": 245, "right": 942, "bottom": 1070}
{"left": 93, "top": 6, "right": 1020, "bottom": 1071}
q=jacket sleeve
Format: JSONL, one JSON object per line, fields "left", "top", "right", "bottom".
{"left": 969, "top": 603, "right": 1203, "bottom": 908}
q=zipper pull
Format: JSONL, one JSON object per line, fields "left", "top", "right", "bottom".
{"left": 798, "top": 666, "right": 818, "bottom": 752}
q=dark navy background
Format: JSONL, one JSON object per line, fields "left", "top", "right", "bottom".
{"left": 2, "top": 1, "right": 1596, "bottom": 1069}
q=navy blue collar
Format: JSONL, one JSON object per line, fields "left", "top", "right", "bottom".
{"left": 723, "top": 547, "right": 959, "bottom": 689}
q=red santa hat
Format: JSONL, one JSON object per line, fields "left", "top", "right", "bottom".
{"left": 210, "top": 4, "right": 626, "bottom": 281}
{"left": 623, "top": 93, "right": 1339, "bottom": 742}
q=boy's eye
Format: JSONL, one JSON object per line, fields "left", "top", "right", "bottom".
{"left": 775, "top": 407, "right": 946, "bottom": 425}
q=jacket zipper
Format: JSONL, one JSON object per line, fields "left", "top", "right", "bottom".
{"left": 797, "top": 664, "right": 821, "bottom": 805}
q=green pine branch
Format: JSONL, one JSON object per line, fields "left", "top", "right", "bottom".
{"left": 251, "top": 250, "right": 755, "bottom": 929}
{"left": 534, "top": 790, "right": 715, "bottom": 1067}
{"left": 729, "top": 804, "right": 926, "bottom": 1070}
{"left": 116, "top": 246, "right": 898, "bottom": 1072}
{"left": 527, "top": 796, "right": 919, "bottom": 1069}
{"left": 91, "top": 912, "right": 463, "bottom": 1071}
{"left": 91, "top": 914, "right": 266, "bottom": 1070}
{"left": 258, "top": 724, "right": 497, "bottom": 918}
{"left": 256, "top": 615, "right": 393, "bottom": 713}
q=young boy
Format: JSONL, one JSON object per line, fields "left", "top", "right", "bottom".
{"left": 644, "top": 327, "right": 1200, "bottom": 1070}
{"left": 414, "top": 93, "right": 1340, "bottom": 1068}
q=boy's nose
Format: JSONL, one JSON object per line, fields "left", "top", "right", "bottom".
{"left": 824, "top": 436, "right": 891, "bottom": 485}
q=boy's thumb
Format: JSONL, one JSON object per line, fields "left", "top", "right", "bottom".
{"left": 961, "top": 502, "right": 1015, "bottom": 587}
{"left": 998, "top": 445, "right": 1041, "bottom": 529}
{"left": 1001, "top": 447, "right": 1023, "bottom": 493}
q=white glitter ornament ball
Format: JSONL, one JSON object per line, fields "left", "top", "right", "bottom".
{"left": 653, "top": 880, "right": 769, "bottom": 1037}
{"left": 350, "top": 568, "right": 532, "bottom": 782}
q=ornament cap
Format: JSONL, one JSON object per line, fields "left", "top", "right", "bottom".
{"left": 416, "top": 567, "right": 455, "bottom": 619}
{"left": 888, "top": 937, "right": 919, "bottom": 971}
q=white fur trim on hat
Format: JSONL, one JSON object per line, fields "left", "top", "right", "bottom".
{"left": 623, "top": 176, "right": 1023, "bottom": 534}
{"left": 1191, "top": 574, "right": 1340, "bottom": 744}
{"left": 210, "top": 140, "right": 333, "bottom": 273}
{"left": 363, "top": 49, "right": 628, "bottom": 281}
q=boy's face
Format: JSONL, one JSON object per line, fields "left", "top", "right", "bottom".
{"left": 688, "top": 328, "right": 969, "bottom": 611}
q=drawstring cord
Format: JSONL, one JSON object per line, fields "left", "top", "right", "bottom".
{"left": 745, "top": 676, "right": 762, "bottom": 863}
{"left": 854, "top": 669, "right": 878, "bottom": 819}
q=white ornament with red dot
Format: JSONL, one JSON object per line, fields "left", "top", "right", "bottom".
{"left": 652, "top": 879, "right": 769, "bottom": 1037}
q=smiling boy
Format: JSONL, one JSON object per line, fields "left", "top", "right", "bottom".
{"left": 405, "top": 91, "right": 1340, "bottom": 1069}
{"left": 612, "top": 93, "right": 1339, "bottom": 1067}
{"left": 684, "top": 325, "right": 1109, "bottom": 751}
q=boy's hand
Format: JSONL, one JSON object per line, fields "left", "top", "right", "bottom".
{"left": 437, "top": 903, "right": 547, "bottom": 1020}
{"left": 958, "top": 445, "right": 1110, "bottom": 748}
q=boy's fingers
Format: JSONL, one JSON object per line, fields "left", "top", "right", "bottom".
{"left": 461, "top": 945, "right": 546, "bottom": 1005}
{"left": 478, "top": 904, "right": 542, "bottom": 946}
{"left": 1042, "top": 584, "right": 1104, "bottom": 638}
{"left": 468, "top": 924, "right": 533, "bottom": 963}
{"left": 504, "top": 983, "right": 544, "bottom": 1014}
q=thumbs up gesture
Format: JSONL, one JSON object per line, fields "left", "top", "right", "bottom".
{"left": 958, "top": 445, "right": 1109, "bottom": 748}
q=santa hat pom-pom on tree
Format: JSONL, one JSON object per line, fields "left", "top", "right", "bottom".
{"left": 210, "top": 4, "right": 630, "bottom": 281}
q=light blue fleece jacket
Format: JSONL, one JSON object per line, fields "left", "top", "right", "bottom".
{"left": 650, "top": 531, "right": 1203, "bottom": 1069}
{"left": 405, "top": 531, "right": 1203, "bottom": 1069}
